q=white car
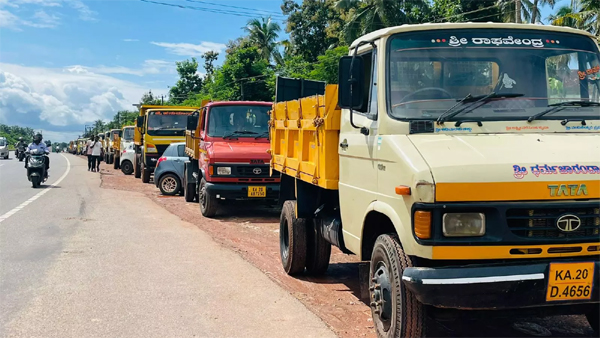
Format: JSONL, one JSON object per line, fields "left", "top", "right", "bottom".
{"left": 120, "top": 143, "right": 135, "bottom": 175}
{"left": 0, "top": 137, "right": 9, "bottom": 159}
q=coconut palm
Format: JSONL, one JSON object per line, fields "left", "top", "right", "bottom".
{"left": 334, "top": 0, "right": 429, "bottom": 44}
{"left": 548, "top": 0, "right": 599, "bottom": 36}
{"left": 497, "top": 0, "right": 555, "bottom": 24}
{"left": 243, "top": 16, "right": 283, "bottom": 65}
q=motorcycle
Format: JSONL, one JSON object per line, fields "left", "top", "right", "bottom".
{"left": 16, "top": 145, "right": 26, "bottom": 162}
{"left": 26, "top": 149, "right": 48, "bottom": 188}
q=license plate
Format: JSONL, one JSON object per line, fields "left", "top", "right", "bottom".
{"left": 248, "top": 186, "right": 266, "bottom": 198}
{"left": 546, "top": 262, "right": 594, "bottom": 302}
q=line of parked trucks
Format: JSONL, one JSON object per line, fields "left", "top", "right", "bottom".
{"left": 67, "top": 23, "right": 600, "bottom": 338}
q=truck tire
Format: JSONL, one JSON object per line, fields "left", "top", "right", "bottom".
{"left": 199, "top": 178, "right": 218, "bottom": 217}
{"left": 134, "top": 155, "right": 141, "bottom": 178}
{"left": 141, "top": 167, "right": 151, "bottom": 183}
{"left": 121, "top": 160, "right": 133, "bottom": 175}
{"left": 305, "top": 219, "right": 331, "bottom": 275}
{"left": 183, "top": 169, "right": 196, "bottom": 202}
{"left": 370, "top": 234, "right": 425, "bottom": 338}
{"left": 587, "top": 307, "right": 599, "bottom": 336}
{"left": 279, "top": 200, "right": 307, "bottom": 275}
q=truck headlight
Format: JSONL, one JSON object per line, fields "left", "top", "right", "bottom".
{"left": 443, "top": 213, "right": 485, "bottom": 237}
{"left": 217, "top": 167, "right": 231, "bottom": 175}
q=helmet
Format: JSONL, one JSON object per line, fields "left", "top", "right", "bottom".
{"left": 33, "top": 133, "right": 42, "bottom": 144}
{"left": 18, "top": 137, "right": 23, "bottom": 141}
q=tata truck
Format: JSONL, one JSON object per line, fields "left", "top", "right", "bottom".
{"left": 271, "top": 23, "right": 600, "bottom": 337}
{"left": 134, "top": 105, "right": 199, "bottom": 183}
{"left": 184, "top": 100, "right": 279, "bottom": 217}
{"left": 119, "top": 125, "right": 135, "bottom": 174}
{"left": 104, "top": 129, "right": 119, "bottom": 165}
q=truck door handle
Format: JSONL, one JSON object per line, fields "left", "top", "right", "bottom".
{"left": 340, "top": 140, "right": 348, "bottom": 150}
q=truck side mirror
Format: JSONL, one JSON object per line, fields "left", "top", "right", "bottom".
{"left": 187, "top": 113, "right": 199, "bottom": 131}
{"left": 338, "top": 55, "right": 365, "bottom": 110}
{"left": 136, "top": 116, "right": 144, "bottom": 128}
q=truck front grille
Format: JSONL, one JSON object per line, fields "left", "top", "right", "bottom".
{"left": 506, "top": 207, "right": 600, "bottom": 240}
{"left": 236, "top": 165, "right": 271, "bottom": 177}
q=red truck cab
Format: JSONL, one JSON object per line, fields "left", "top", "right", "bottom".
{"left": 184, "top": 101, "right": 279, "bottom": 217}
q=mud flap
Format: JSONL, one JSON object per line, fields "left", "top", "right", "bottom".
{"left": 359, "top": 262, "right": 370, "bottom": 302}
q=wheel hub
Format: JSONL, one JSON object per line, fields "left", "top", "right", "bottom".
{"left": 371, "top": 264, "right": 393, "bottom": 331}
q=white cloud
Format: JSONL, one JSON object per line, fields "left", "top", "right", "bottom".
{"left": 66, "top": 60, "right": 175, "bottom": 77}
{"left": 151, "top": 41, "right": 226, "bottom": 57}
{"left": 0, "top": 63, "right": 166, "bottom": 142}
{"left": 0, "top": 0, "right": 96, "bottom": 29}
{"left": 123, "top": 39, "right": 139, "bottom": 42}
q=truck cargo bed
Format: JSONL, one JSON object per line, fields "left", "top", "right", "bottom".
{"left": 270, "top": 85, "right": 341, "bottom": 190}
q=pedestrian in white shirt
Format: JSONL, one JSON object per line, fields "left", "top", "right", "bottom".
{"left": 86, "top": 137, "right": 94, "bottom": 171}
{"left": 90, "top": 136, "right": 103, "bottom": 172}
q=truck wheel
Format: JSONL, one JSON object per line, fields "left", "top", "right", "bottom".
{"left": 199, "top": 178, "right": 218, "bottom": 217}
{"left": 370, "top": 234, "right": 425, "bottom": 338}
{"left": 587, "top": 306, "right": 599, "bottom": 336}
{"left": 141, "top": 167, "right": 151, "bottom": 183}
{"left": 279, "top": 200, "right": 307, "bottom": 275}
{"left": 305, "top": 219, "right": 331, "bottom": 275}
{"left": 158, "top": 173, "right": 181, "bottom": 196}
{"left": 121, "top": 160, "right": 133, "bottom": 175}
{"left": 134, "top": 155, "right": 141, "bottom": 178}
{"left": 184, "top": 170, "right": 196, "bottom": 202}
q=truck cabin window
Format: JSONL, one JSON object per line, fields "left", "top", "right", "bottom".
{"left": 0, "top": 139, "right": 6, "bottom": 146}
{"left": 147, "top": 111, "right": 193, "bottom": 136}
{"left": 123, "top": 128, "right": 134, "bottom": 141}
{"left": 387, "top": 29, "right": 600, "bottom": 121}
{"left": 207, "top": 105, "right": 270, "bottom": 138}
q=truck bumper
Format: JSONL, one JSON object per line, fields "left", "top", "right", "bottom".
{"left": 402, "top": 261, "right": 600, "bottom": 310}
{"left": 205, "top": 182, "right": 280, "bottom": 201}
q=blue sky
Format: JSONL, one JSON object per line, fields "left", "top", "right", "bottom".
{"left": 0, "top": 0, "right": 570, "bottom": 142}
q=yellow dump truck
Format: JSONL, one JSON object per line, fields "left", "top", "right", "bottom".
{"left": 76, "top": 138, "right": 86, "bottom": 155}
{"left": 134, "top": 105, "right": 199, "bottom": 183}
{"left": 69, "top": 141, "right": 75, "bottom": 154}
{"left": 103, "top": 129, "right": 120, "bottom": 165}
{"left": 271, "top": 23, "right": 600, "bottom": 337}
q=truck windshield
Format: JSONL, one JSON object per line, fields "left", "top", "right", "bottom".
{"left": 207, "top": 105, "right": 271, "bottom": 137}
{"left": 147, "top": 110, "right": 193, "bottom": 136}
{"left": 123, "top": 128, "right": 134, "bottom": 141}
{"left": 0, "top": 139, "right": 6, "bottom": 146}
{"left": 387, "top": 29, "right": 600, "bottom": 122}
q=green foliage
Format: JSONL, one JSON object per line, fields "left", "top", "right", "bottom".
{"left": 0, "top": 124, "right": 35, "bottom": 146}
{"left": 169, "top": 58, "right": 204, "bottom": 104}
{"left": 243, "top": 17, "right": 283, "bottom": 65}
{"left": 431, "top": 0, "right": 502, "bottom": 23}
{"left": 309, "top": 46, "right": 349, "bottom": 84}
{"left": 281, "top": 0, "right": 342, "bottom": 62}
{"left": 140, "top": 90, "right": 163, "bottom": 105}
{"left": 202, "top": 51, "right": 219, "bottom": 79}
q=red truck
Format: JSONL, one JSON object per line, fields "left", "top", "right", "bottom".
{"left": 184, "top": 101, "right": 279, "bottom": 217}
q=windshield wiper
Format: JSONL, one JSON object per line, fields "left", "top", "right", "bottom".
{"left": 223, "top": 130, "right": 259, "bottom": 139}
{"left": 437, "top": 92, "right": 524, "bottom": 124}
{"left": 527, "top": 100, "right": 600, "bottom": 123}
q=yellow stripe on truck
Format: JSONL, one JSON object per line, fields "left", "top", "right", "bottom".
{"left": 436, "top": 180, "right": 600, "bottom": 202}
{"left": 432, "top": 243, "right": 600, "bottom": 260}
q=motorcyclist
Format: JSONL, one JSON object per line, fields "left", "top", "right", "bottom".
{"left": 15, "top": 137, "right": 26, "bottom": 156}
{"left": 25, "top": 133, "right": 50, "bottom": 178}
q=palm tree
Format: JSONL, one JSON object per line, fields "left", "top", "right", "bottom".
{"left": 243, "top": 16, "right": 283, "bottom": 65}
{"left": 335, "top": 0, "right": 428, "bottom": 44}
{"left": 498, "top": 0, "right": 554, "bottom": 24}
{"left": 530, "top": 0, "right": 555, "bottom": 23}
{"left": 548, "top": 0, "right": 599, "bottom": 36}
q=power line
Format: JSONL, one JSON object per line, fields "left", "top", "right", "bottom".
{"left": 140, "top": 0, "right": 285, "bottom": 22}
{"left": 432, "top": 0, "right": 516, "bottom": 23}
{"left": 184, "top": 0, "right": 284, "bottom": 17}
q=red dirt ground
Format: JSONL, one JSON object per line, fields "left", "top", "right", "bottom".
{"left": 96, "top": 158, "right": 596, "bottom": 338}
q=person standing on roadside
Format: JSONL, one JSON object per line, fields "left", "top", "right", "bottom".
{"left": 86, "top": 136, "right": 94, "bottom": 171}
{"left": 90, "top": 136, "right": 103, "bottom": 172}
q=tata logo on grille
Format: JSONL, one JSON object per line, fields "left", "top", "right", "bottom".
{"left": 253, "top": 168, "right": 262, "bottom": 175}
{"left": 548, "top": 184, "right": 588, "bottom": 197}
{"left": 556, "top": 214, "right": 582, "bottom": 232}
{"left": 250, "top": 159, "right": 264, "bottom": 164}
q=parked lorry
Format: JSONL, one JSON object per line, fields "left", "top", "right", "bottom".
{"left": 271, "top": 23, "right": 600, "bottom": 337}
{"left": 76, "top": 138, "right": 86, "bottom": 155}
{"left": 184, "top": 100, "right": 279, "bottom": 217}
{"left": 134, "top": 105, "right": 199, "bottom": 183}
{"left": 104, "top": 129, "right": 120, "bottom": 165}
{"left": 119, "top": 125, "right": 135, "bottom": 174}
{"left": 69, "top": 141, "right": 75, "bottom": 154}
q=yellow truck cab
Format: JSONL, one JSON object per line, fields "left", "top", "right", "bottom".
{"left": 104, "top": 129, "right": 119, "bottom": 165}
{"left": 76, "top": 138, "right": 86, "bottom": 155}
{"left": 134, "top": 105, "right": 199, "bottom": 183}
{"left": 271, "top": 23, "right": 600, "bottom": 337}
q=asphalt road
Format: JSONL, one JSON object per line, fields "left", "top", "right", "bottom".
{"left": 0, "top": 152, "right": 335, "bottom": 338}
